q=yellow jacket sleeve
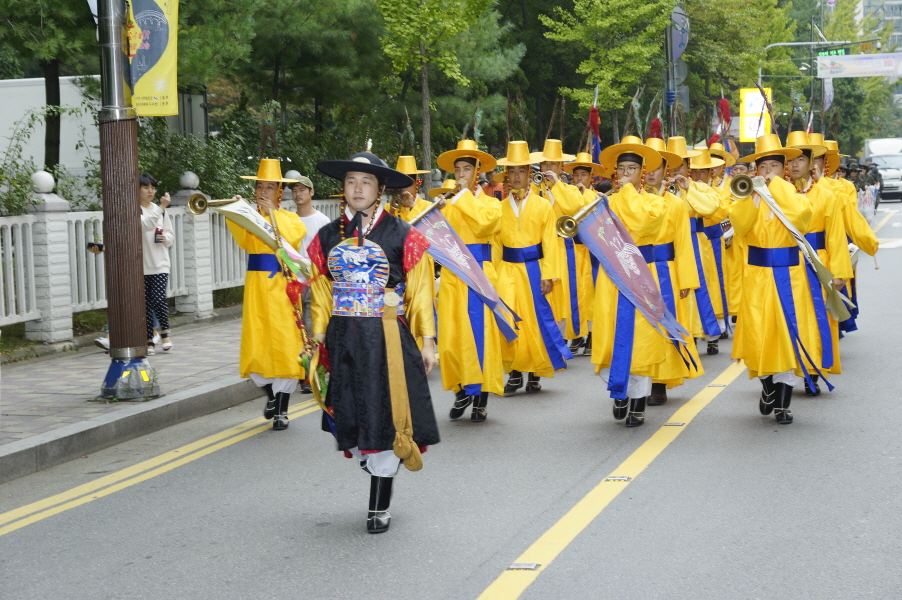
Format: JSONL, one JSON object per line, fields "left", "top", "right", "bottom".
{"left": 403, "top": 254, "right": 436, "bottom": 339}
{"left": 226, "top": 219, "right": 248, "bottom": 250}
{"left": 310, "top": 263, "right": 333, "bottom": 335}
{"left": 613, "top": 185, "right": 667, "bottom": 238}
{"left": 729, "top": 196, "right": 759, "bottom": 239}
{"left": 824, "top": 189, "right": 854, "bottom": 280}
{"left": 448, "top": 189, "right": 502, "bottom": 238}
{"left": 704, "top": 187, "right": 732, "bottom": 225}
{"left": 549, "top": 180, "right": 584, "bottom": 215}
{"left": 684, "top": 181, "right": 722, "bottom": 217}
{"left": 672, "top": 198, "right": 700, "bottom": 290}
{"left": 839, "top": 180, "right": 879, "bottom": 255}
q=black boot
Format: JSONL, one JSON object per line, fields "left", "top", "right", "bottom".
{"left": 582, "top": 332, "right": 593, "bottom": 356}
{"left": 367, "top": 475, "right": 393, "bottom": 534}
{"left": 774, "top": 383, "right": 793, "bottom": 424}
{"left": 272, "top": 392, "right": 290, "bottom": 430}
{"left": 569, "top": 337, "right": 585, "bottom": 352}
{"left": 262, "top": 384, "right": 277, "bottom": 420}
{"left": 471, "top": 392, "right": 488, "bottom": 422}
{"left": 525, "top": 373, "right": 541, "bottom": 393}
{"left": 648, "top": 383, "right": 668, "bottom": 406}
{"left": 707, "top": 339, "right": 719, "bottom": 355}
{"left": 759, "top": 376, "right": 776, "bottom": 415}
{"left": 625, "top": 396, "right": 646, "bottom": 427}
{"left": 449, "top": 389, "right": 472, "bottom": 420}
{"left": 504, "top": 370, "right": 524, "bottom": 396}
{"left": 804, "top": 374, "right": 821, "bottom": 396}
{"left": 613, "top": 397, "right": 629, "bottom": 420}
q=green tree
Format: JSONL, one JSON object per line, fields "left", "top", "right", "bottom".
{"left": 178, "top": 0, "right": 262, "bottom": 89}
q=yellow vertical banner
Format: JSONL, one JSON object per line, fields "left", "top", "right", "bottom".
{"left": 127, "top": 0, "right": 179, "bottom": 116}
{"left": 739, "top": 87, "right": 771, "bottom": 143}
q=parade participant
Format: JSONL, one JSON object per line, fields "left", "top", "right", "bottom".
{"left": 785, "top": 132, "right": 853, "bottom": 395}
{"left": 227, "top": 159, "right": 306, "bottom": 430}
{"left": 563, "top": 152, "right": 605, "bottom": 355}
{"left": 731, "top": 134, "right": 812, "bottom": 424}
{"left": 392, "top": 155, "right": 433, "bottom": 221}
{"left": 496, "top": 141, "right": 571, "bottom": 394}
{"left": 310, "top": 151, "right": 439, "bottom": 534}
{"left": 644, "top": 137, "right": 703, "bottom": 405}
{"left": 435, "top": 140, "right": 503, "bottom": 422}
{"left": 689, "top": 148, "right": 731, "bottom": 354}
{"left": 732, "top": 160, "right": 751, "bottom": 177}
{"left": 531, "top": 139, "right": 587, "bottom": 345}
{"left": 593, "top": 136, "right": 667, "bottom": 427}
{"left": 666, "top": 137, "right": 725, "bottom": 350}
{"left": 709, "top": 142, "right": 736, "bottom": 191}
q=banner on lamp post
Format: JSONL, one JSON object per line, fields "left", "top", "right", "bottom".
{"left": 817, "top": 53, "right": 902, "bottom": 78}
{"left": 739, "top": 87, "right": 772, "bottom": 143}
{"left": 127, "top": 0, "right": 179, "bottom": 116}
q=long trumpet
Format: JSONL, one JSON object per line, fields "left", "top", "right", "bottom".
{"left": 187, "top": 193, "right": 246, "bottom": 215}
{"left": 730, "top": 174, "right": 754, "bottom": 199}
{"left": 533, "top": 172, "right": 546, "bottom": 185}
{"left": 556, "top": 193, "right": 606, "bottom": 238}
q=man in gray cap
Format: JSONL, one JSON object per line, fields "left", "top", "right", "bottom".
{"left": 286, "top": 171, "right": 332, "bottom": 393}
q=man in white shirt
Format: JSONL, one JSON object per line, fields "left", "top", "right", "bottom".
{"left": 286, "top": 171, "right": 332, "bottom": 393}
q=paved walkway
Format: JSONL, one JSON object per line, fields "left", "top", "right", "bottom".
{"left": 0, "top": 319, "right": 243, "bottom": 446}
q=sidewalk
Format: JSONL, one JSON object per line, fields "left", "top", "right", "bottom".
{"left": 0, "top": 310, "right": 266, "bottom": 484}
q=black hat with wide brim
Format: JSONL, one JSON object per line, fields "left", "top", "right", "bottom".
{"left": 316, "top": 152, "right": 414, "bottom": 189}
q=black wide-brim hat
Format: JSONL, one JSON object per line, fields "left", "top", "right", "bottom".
{"left": 316, "top": 152, "right": 414, "bottom": 189}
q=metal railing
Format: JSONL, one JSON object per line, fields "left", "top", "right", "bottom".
{"left": 0, "top": 215, "right": 39, "bottom": 326}
{"left": 67, "top": 212, "right": 106, "bottom": 312}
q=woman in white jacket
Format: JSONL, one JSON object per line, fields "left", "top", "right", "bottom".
{"left": 139, "top": 174, "right": 175, "bottom": 355}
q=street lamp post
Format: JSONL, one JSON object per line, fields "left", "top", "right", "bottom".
{"left": 757, "top": 40, "right": 854, "bottom": 85}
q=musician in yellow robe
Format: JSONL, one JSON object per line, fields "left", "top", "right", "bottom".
{"left": 644, "top": 137, "right": 703, "bottom": 405}
{"left": 435, "top": 140, "right": 503, "bottom": 422}
{"left": 786, "top": 132, "right": 853, "bottom": 395}
{"left": 710, "top": 142, "right": 744, "bottom": 321}
{"left": 563, "top": 152, "right": 605, "bottom": 355}
{"left": 731, "top": 135, "right": 813, "bottom": 425}
{"left": 592, "top": 136, "right": 667, "bottom": 427}
{"left": 226, "top": 159, "right": 307, "bottom": 430}
{"left": 495, "top": 141, "right": 570, "bottom": 394}
{"left": 392, "top": 155, "right": 433, "bottom": 221}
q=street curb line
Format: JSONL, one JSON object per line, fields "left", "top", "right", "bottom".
{"left": 0, "top": 376, "right": 260, "bottom": 486}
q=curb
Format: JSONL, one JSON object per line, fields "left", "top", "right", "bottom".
{"left": 0, "top": 376, "right": 261, "bottom": 486}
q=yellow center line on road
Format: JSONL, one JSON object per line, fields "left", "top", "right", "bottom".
{"left": 0, "top": 400, "right": 319, "bottom": 537}
{"left": 873, "top": 210, "right": 898, "bottom": 234}
{"left": 477, "top": 361, "right": 746, "bottom": 600}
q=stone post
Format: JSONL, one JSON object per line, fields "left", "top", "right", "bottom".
{"left": 25, "top": 171, "right": 74, "bottom": 343}
{"left": 170, "top": 172, "right": 214, "bottom": 319}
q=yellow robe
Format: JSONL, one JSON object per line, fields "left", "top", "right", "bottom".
{"left": 575, "top": 187, "right": 599, "bottom": 325}
{"left": 651, "top": 189, "right": 705, "bottom": 387}
{"left": 497, "top": 187, "right": 565, "bottom": 377}
{"left": 227, "top": 209, "right": 307, "bottom": 379}
{"left": 797, "top": 181, "right": 853, "bottom": 375}
{"left": 437, "top": 187, "right": 504, "bottom": 396}
{"left": 701, "top": 186, "right": 732, "bottom": 321}
{"left": 544, "top": 181, "right": 590, "bottom": 339}
{"left": 590, "top": 183, "right": 667, "bottom": 376}
{"left": 730, "top": 177, "right": 813, "bottom": 379}
{"left": 826, "top": 177, "right": 879, "bottom": 255}
{"left": 676, "top": 181, "right": 723, "bottom": 337}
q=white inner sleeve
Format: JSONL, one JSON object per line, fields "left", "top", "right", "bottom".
{"left": 765, "top": 371, "right": 804, "bottom": 387}
{"left": 598, "top": 368, "right": 653, "bottom": 399}
{"left": 348, "top": 447, "right": 402, "bottom": 477}
{"left": 248, "top": 374, "right": 299, "bottom": 395}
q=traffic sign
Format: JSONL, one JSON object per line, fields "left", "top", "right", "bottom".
{"left": 817, "top": 47, "right": 851, "bottom": 57}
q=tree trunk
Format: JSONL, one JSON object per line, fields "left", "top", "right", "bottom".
{"left": 271, "top": 53, "right": 281, "bottom": 102}
{"left": 536, "top": 94, "right": 543, "bottom": 148}
{"left": 419, "top": 43, "right": 432, "bottom": 176}
{"left": 42, "top": 59, "right": 61, "bottom": 173}
{"left": 611, "top": 110, "right": 620, "bottom": 144}
{"left": 314, "top": 94, "right": 323, "bottom": 138}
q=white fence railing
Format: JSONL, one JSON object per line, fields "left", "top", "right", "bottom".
{"left": 67, "top": 212, "right": 106, "bottom": 313}
{"left": 211, "top": 210, "right": 247, "bottom": 291}
{"left": 0, "top": 215, "right": 39, "bottom": 326}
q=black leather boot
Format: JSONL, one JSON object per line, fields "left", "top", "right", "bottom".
{"left": 449, "top": 389, "right": 472, "bottom": 420}
{"left": 582, "top": 332, "right": 593, "bottom": 356}
{"left": 569, "top": 337, "right": 585, "bottom": 352}
{"left": 525, "top": 373, "right": 541, "bottom": 393}
{"left": 613, "top": 397, "right": 629, "bottom": 420}
{"left": 504, "top": 370, "right": 524, "bottom": 396}
{"left": 759, "top": 376, "right": 776, "bottom": 415}
{"left": 774, "top": 383, "right": 793, "bottom": 424}
{"left": 648, "top": 383, "right": 668, "bottom": 406}
{"left": 367, "top": 475, "right": 393, "bottom": 534}
{"left": 272, "top": 393, "right": 290, "bottom": 430}
{"left": 471, "top": 392, "right": 488, "bottom": 422}
{"left": 804, "top": 374, "right": 821, "bottom": 396}
{"left": 262, "top": 384, "right": 277, "bottom": 420}
{"left": 707, "top": 339, "right": 719, "bottom": 355}
{"left": 625, "top": 396, "right": 646, "bottom": 427}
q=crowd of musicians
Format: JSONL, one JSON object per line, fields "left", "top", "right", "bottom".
{"left": 224, "top": 128, "right": 879, "bottom": 534}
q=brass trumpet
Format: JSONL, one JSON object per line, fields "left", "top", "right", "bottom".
{"left": 187, "top": 193, "right": 244, "bottom": 215}
{"left": 533, "top": 172, "right": 546, "bottom": 185}
{"left": 389, "top": 193, "right": 403, "bottom": 214}
{"left": 556, "top": 194, "right": 606, "bottom": 238}
{"left": 730, "top": 174, "right": 754, "bottom": 199}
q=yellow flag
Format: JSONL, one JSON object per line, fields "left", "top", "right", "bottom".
{"left": 127, "top": 0, "right": 179, "bottom": 116}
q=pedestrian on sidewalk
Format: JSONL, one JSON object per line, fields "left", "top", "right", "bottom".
{"left": 139, "top": 174, "right": 175, "bottom": 356}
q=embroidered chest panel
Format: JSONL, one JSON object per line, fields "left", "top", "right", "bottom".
{"left": 327, "top": 239, "right": 404, "bottom": 317}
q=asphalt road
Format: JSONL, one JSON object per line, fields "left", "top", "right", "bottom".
{"left": 2, "top": 214, "right": 901, "bottom": 600}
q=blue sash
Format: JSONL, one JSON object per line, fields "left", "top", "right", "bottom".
{"left": 563, "top": 237, "right": 581, "bottom": 336}
{"left": 704, "top": 223, "right": 731, "bottom": 334}
{"left": 689, "top": 218, "right": 722, "bottom": 336}
{"left": 503, "top": 244, "right": 573, "bottom": 369}
{"left": 247, "top": 253, "right": 280, "bottom": 278}
{"left": 638, "top": 242, "right": 695, "bottom": 371}
{"left": 802, "top": 231, "right": 832, "bottom": 369}
{"left": 608, "top": 291, "right": 635, "bottom": 399}
{"left": 463, "top": 243, "right": 492, "bottom": 395}
{"left": 747, "top": 246, "right": 833, "bottom": 391}
{"left": 805, "top": 231, "right": 826, "bottom": 251}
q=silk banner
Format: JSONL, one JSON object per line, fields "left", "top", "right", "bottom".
{"left": 127, "top": 0, "right": 179, "bottom": 116}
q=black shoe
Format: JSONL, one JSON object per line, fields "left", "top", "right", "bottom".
{"left": 272, "top": 392, "right": 290, "bottom": 430}
{"left": 582, "top": 332, "right": 593, "bottom": 356}
{"left": 525, "top": 373, "right": 541, "bottom": 393}
{"left": 569, "top": 337, "right": 585, "bottom": 352}
{"left": 625, "top": 396, "right": 646, "bottom": 427}
{"left": 759, "top": 376, "right": 776, "bottom": 416}
{"left": 367, "top": 475, "right": 393, "bottom": 534}
{"left": 648, "top": 383, "right": 668, "bottom": 406}
{"left": 450, "top": 392, "right": 473, "bottom": 420}
{"left": 707, "top": 340, "right": 719, "bottom": 355}
{"left": 471, "top": 392, "right": 488, "bottom": 423}
{"left": 774, "top": 382, "right": 793, "bottom": 424}
{"left": 613, "top": 397, "right": 629, "bottom": 420}
{"left": 804, "top": 375, "right": 821, "bottom": 396}
{"left": 300, "top": 382, "right": 313, "bottom": 394}
{"left": 262, "top": 384, "right": 277, "bottom": 420}
{"left": 504, "top": 371, "right": 524, "bottom": 396}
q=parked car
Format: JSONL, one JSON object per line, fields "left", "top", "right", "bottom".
{"left": 867, "top": 155, "right": 902, "bottom": 202}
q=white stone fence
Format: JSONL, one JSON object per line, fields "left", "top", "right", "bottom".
{"left": 0, "top": 172, "right": 340, "bottom": 343}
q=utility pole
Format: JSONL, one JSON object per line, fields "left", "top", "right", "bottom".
{"left": 98, "top": 0, "right": 160, "bottom": 399}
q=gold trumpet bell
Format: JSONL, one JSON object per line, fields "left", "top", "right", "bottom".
{"left": 533, "top": 172, "right": 545, "bottom": 185}
{"left": 730, "top": 174, "right": 754, "bottom": 199}
{"left": 187, "top": 193, "right": 241, "bottom": 215}
{"left": 556, "top": 215, "right": 579, "bottom": 238}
